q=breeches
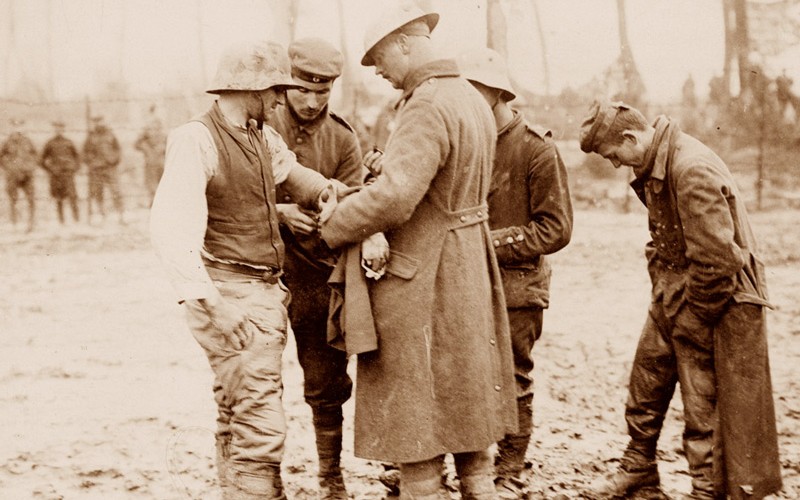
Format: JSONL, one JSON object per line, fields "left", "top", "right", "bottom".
{"left": 284, "top": 269, "right": 352, "bottom": 410}
{"left": 625, "top": 301, "right": 716, "bottom": 469}
{"left": 183, "top": 269, "right": 290, "bottom": 472}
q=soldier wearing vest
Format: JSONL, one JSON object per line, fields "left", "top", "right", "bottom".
{"left": 459, "top": 48, "right": 573, "bottom": 499}
{"left": 150, "top": 39, "right": 339, "bottom": 500}
{"left": 266, "top": 37, "right": 363, "bottom": 499}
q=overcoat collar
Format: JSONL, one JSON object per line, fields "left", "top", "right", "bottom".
{"left": 395, "top": 59, "right": 460, "bottom": 109}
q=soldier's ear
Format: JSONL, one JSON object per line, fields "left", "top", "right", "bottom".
{"left": 621, "top": 130, "right": 639, "bottom": 146}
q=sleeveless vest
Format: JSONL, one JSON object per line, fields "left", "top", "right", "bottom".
{"left": 196, "top": 104, "right": 284, "bottom": 269}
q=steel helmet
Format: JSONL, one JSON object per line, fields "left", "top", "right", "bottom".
{"left": 207, "top": 40, "right": 299, "bottom": 94}
{"left": 361, "top": 1, "right": 439, "bottom": 67}
{"left": 457, "top": 47, "right": 517, "bottom": 102}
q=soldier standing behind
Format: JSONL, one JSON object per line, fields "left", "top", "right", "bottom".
{"left": 0, "top": 117, "right": 38, "bottom": 232}
{"left": 83, "top": 115, "right": 125, "bottom": 224}
{"left": 459, "top": 48, "right": 573, "bottom": 499}
{"left": 266, "top": 37, "right": 364, "bottom": 499}
{"left": 134, "top": 114, "right": 167, "bottom": 204}
{"left": 41, "top": 120, "right": 81, "bottom": 224}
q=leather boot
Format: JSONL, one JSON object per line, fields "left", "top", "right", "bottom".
{"left": 455, "top": 450, "right": 497, "bottom": 500}
{"left": 587, "top": 442, "right": 659, "bottom": 499}
{"left": 495, "top": 394, "right": 533, "bottom": 499}
{"left": 313, "top": 407, "right": 348, "bottom": 499}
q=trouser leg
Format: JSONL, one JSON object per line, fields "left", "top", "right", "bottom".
{"left": 56, "top": 199, "right": 65, "bottom": 224}
{"left": 23, "top": 178, "right": 35, "bottom": 231}
{"left": 287, "top": 273, "right": 352, "bottom": 497}
{"left": 7, "top": 183, "right": 18, "bottom": 226}
{"left": 455, "top": 450, "right": 497, "bottom": 500}
{"left": 672, "top": 310, "right": 717, "bottom": 498}
{"left": 399, "top": 456, "right": 447, "bottom": 500}
{"left": 496, "top": 308, "right": 541, "bottom": 482}
{"left": 624, "top": 304, "right": 678, "bottom": 461}
{"left": 184, "top": 275, "right": 289, "bottom": 499}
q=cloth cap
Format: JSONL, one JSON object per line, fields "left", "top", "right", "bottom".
{"left": 579, "top": 100, "right": 629, "bottom": 153}
{"left": 361, "top": 1, "right": 439, "bottom": 66}
{"left": 457, "top": 47, "right": 516, "bottom": 102}
{"left": 289, "top": 37, "right": 343, "bottom": 89}
{"left": 207, "top": 39, "right": 300, "bottom": 94}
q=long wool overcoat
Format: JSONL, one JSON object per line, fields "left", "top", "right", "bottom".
{"left": 320, "top": 59, "right": 517, "bottom": 463}
{"left": 634, "top": 117, "right": 781, "bottom": 499}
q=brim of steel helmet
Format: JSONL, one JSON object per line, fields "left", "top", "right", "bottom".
{"left": 205, "top": 83, "right": 303, "bottom": 95}
{"left": 361, "top": 12, "right": 439, "bottom": 67}
{"left": 464, "top": 78, "right": 517, "bottom": 102}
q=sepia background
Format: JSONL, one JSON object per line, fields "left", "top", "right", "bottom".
{"left": 1, "top": 0, "right": 799, "bottom": 498}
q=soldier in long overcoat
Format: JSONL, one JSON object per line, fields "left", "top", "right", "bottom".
{"left": 580, "top": 101, "right": 781, "bottom": 500}
{"left": 319, "top": 5, "right": 517, "bottom": 499}
{"left": 41, "top": 120, "right": 81, "bottom": 224}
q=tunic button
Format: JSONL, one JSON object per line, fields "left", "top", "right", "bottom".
{"left": 489, "top": 339, "right": 496, "bottom": 346}
{"left": 506, "top": 237, "right": 514, "bottom": 244}
{"left": 493, "top": 240, "right": 500, "bottom": 247}
{"left": 477, "top": 211, "right": 483, "bottom": 217}
{"left": 516, "top": 234, "right": 524, "bottom": 242}
{"left": 460, "top": 215, "right": 467, "bottom": 222}
{"left": 296, "top": 137, "right": 303, "bottom": 144}
{"left": 494, "top": 385, "right": 501, "bottom": 391}
{"left": 284, "top": 195, "right": 291, "bottom": 202}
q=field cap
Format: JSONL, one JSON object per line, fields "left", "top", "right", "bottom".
{"left": 457, "top": 47, "right": 516, "bottom": 102}
{"left": 579, "top": 100, "right": 629, "bottom": 153}
{"left": 289, "top": 37, "right": 343, "bottom": 90}
{"left": 361, "top": 1, "right": 439, "bottom": 66}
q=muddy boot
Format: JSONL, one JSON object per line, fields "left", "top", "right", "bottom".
{"left": 495, "top": 395, "right": 533, "bottom": 499}
{"left": 313, "top": 407, "right": 348, "bottom": 499}
{"left": 399, "top": 457, "right": 448, "bottom": 500}
{"left": 684, "top": 435, "right": 717, "bottom": 500}
{"left": 587, "top": 442, "right": 659, "bottom": 499}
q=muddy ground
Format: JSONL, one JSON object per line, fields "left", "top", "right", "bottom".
{"left": 0, "top": 202, "right": 798, "bottom": 499}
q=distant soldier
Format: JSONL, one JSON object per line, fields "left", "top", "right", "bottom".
{"left": 83, "top": 115, "right": 124, "bottom": 223}
{"left": 41, "top": 120, "right": 81, "bottom": 224}
{"left": 0, "top": 118, "right": 38, "bottom": 232}
{"left": 135, "top": 113, "right": 167, "bottom": 203}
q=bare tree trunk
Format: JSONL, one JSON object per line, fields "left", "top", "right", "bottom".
{"left": 336, "top": 0, "right": 358, "bottom": 115}
{"left": 486, "top": 0, "right": 508, "bottom": 58}
{"left": 722, "top": 0, "right": 735, "bottom": 99}
{"left": 46, "top": 0, "right": 55, "bottom": 99}
{"left": 196, "top": 0, "right": 207, "bottom": 89}
{"left": 732, "top": 0, "right": 750, "bottom": 96}
{"left": 530, "top": 0, "right": 550, "bottom": 96}
{"left": 268, "top": 0, "right": 297, "bottom": 45}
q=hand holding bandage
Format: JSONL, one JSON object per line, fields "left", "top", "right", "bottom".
{"left": 361, "top": 232, "right": 389, "bottom": 279}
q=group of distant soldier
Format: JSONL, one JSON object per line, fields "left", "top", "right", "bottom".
{"left": 0, "top": 114, "right": 166, "bottom": 231}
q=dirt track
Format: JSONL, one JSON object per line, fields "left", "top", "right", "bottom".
{"left": 0, "top": 206, "right": 798, "bottom": 499}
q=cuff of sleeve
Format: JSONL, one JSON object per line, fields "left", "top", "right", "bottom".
{"left": 175, "top": 281, "right": 219, "bottom": 304}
